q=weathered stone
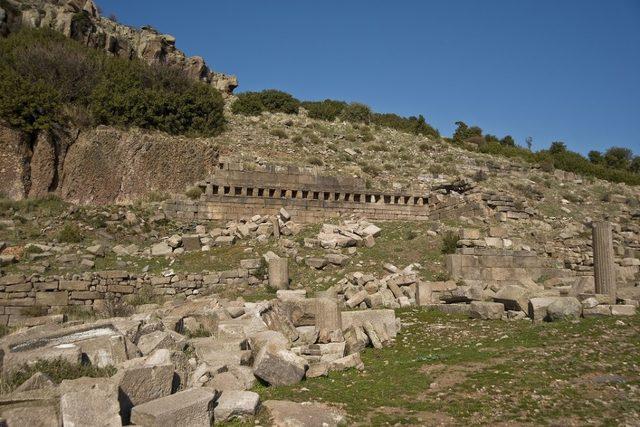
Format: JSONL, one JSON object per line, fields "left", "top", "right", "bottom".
{"left": 268, "top": 257, "right": 289, "bottom": 290}
{"left": 113, "top": 358, "right": 175, "bottom": 423}
{"left": 253, "top": 347, "right": 307, "bottom": 386}
{"left": 592, "top": 221, "right": 616, "bottom": 304}
{"left": 546, "top": 297, "right": 582, "bottom": 321}
{"left": 493, "top": 285, "right": 532, "bottom": 312}
{"left": 345, "top": 290, "right": 368, "bottom": 309}
{"left": 611, "top": 305, "right": 637, "bottom": 316}
{"left": 59, "top": 377, "right": 122, "bottom": 427}
{"left": 14, "top": 371, "right": 55, "bottom": 392}
{"left": 306, "top": 362, "right": 330, "bottom": 378}
{"left": 131, "top": 387, "right": 218, "bottom": 427}
{"left": 583, "top": 305, "right": 612, "bottom": 317}
{"left": 213, "top": 390, "right": 260, "bottom": 423}
{"left": 330, "top": 352, "right": 365, "bottom": 371}
{"left": 305, "top": 257, "right": 328, "bottom": 269}
{"left": 181, "top": 235, "right": 201, "bottom": 252}
{"left": 151, "top": 242, "right": 173, "bottom": 256}
{"left": 469, "top": 301, "right": 505, "bottom": 320}
{"left": 263, "top": 400, "right": 347, "bottom": 427}
{"left": 341, "top": 309, "right": 399, "bottom": 338}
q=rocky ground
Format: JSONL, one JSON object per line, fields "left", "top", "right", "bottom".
{"left": 0, "top": 101, "right": 639, "bottom": 427}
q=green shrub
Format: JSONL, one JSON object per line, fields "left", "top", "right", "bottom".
{"left": 0, "top": 28, "right": 225, "bottom": 136}
{"left": 372, "top": 113, "right": 439, "bottom": 139}
{"left": 269, "top": 128, "right": 288, "bottom": 139}
{"left": 308, "top": 156, "right": 324, "bottom": 166}
{"left": 230, "top": 92, "right": 264, "bottom": 116}
{"left": 231, "top": 89, "right": 300, "bottom": 116}
{"left": 259, "top": 89, "right": 300, "bottom": 114}
{"left": 185, "top": 186, "right": 203, "bottom": 200}
{"left": 440, "top": 231, "right": 459, "bottom": 255}
{"left": 340, "top": 103, "right": 372, "bottom": 124}
{"left": 57, "top": 223, "right": 84, "bottom": 243}
{"left": 302, "top": 99, "right": 346, "bottom": 121}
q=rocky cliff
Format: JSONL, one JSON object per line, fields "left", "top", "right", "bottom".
{"left": 0, "top": 0, "right": 237, "bottom": 94}
{"left": 0, "top": 125, "right": 220, "bottom": 204}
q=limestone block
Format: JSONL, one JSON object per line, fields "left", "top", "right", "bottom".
{"left": 469, "top": 301, "right": 505, "bottom": 320}
{"left": 213, "top": 390, "right": 260, "bottom": 423}
{"left": 130, "top": 387, "right": 218, "bottom": 427}
{"left": 60, "top": 377, "right": 122, "bottom": 427}
{"left": 252, "top": 347, "right": 307, "bottom": 386}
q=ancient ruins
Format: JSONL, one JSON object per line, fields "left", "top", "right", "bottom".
{"left": 0, "top": 0, "right": 639, "bottom": 425}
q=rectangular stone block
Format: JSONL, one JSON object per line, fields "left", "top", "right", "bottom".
{"left": 35, "top": 291, "right": 68, "bottom": 306}
{"left": 70, "top": 291, "right": 102, "bottom": 300}
{"left": 108, "top": 284, "right": 134, "bottom": 294}
{"left": 5, "top": 282, "right": 32, "bottom": 292}
{"left": 59, "top": 280, "right": 90, "bottom": 291}
{"left": 0, "top": 275, "right": 25, "bottom": 286}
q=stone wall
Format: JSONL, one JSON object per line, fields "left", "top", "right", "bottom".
{"left": 164, "top": 162, "right": 487, "bottom": 223}
{"left": 445, "top": 248, "right": 574, "bottom": 285}
{"left": 0, "top": 260, "right": 263, "bottom": 327}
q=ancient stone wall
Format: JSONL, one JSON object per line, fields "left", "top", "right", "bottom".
{"left": 164, "top": 163, "right": 486, "bottom": 223}
{"left": 0, "top": 260, "right": 263, "bottom": 327}
{"left": 445, "top": 248, "right": 572, "bottom": 285}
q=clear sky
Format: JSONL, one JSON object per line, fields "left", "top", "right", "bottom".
{"left": 99, "top": 0, "right": 640, "bottom": 155}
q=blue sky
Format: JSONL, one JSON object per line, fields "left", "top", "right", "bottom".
{"left": 99, "top": 0, "right": 640, "bottom": 155}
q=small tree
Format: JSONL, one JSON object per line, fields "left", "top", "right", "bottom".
{"left": 340, "top": 102, "right": 372, "bottom": 124}
{"left": 500, "top": 135, "right": 515, "bottom": 147}
{"left": 604, "top": 147, "right": 633, "bottom": 170}
{"left": 588, "top": 150, "right": 603, "bottom": 164}
{"left": 549, "top": 141, "right": 567, "bottom": 155}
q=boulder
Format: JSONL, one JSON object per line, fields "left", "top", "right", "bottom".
{"left": 113, "top": 358, "right": 175, "bottom": 424}
{"left": 469, "top": 301, "right": 505, "bottom": 320}
{"left": 59, "top": 377, "right": 122, "bottom": 427}
{"left": 253, "top": 347, "right": 308, "bottom": 386}
{"left": 213, "top": 390, "right": 260, "bottom": 424}
{"left": 493, "top": 285, "right": 532, "bottom": 312}
{"left": 131, "top": 387, "right": 219, "bottom": 427}
{"left": 151, "top": 242, "right": 173, "bottom": 256}
{"left": 611, "top": 305, "right": 637, "bottom": 316}
{"left": 546, "top": 297, "right": 582, "bottom": 321}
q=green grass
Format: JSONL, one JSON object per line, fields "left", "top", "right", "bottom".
{"left": 0, "top": 358, "right": 116, "bottom": 394}
{"left": 249, "top": 309, "right": 640, "bottom": 425}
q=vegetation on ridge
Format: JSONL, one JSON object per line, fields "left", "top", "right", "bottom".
{"left": 0, "top": 28, "right": 225, "bottom": 136}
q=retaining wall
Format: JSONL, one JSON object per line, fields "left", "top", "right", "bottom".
{"left": 0, "top": 261, "right": 263, "bottom": 327}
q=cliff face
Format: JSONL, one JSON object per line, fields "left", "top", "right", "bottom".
{"left": 0, "top": 0, "right": 237, "bottom": 94}
{"left": 0, "top": 125, "right": 220, "bottom": 204}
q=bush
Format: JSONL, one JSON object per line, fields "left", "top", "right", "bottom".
{"left": 440, "top": 231, "right": 459, "bottom": 255}
{"left": 308, "top": 156, "right": 324, "bottom": 166}
{"left": 0, "top": 28, "right": 225, "bottom": 136}
{"left": 231, "top": 89, "right": 300, "bottom": 116}
{"left": 57, "top": 223, "right": 84, "bottom": 243}
{"left": 372, "top": 113, "right": 439, "bottom": 139}
{"left": 302, "top": 99, "right": 346, "bottom": 121}
{"left": 269, "top": 128, "right": 288, "bottom": 139}
{"left": 185, "top": 186, "right": 203, "bottom": 200}
{"left": 340, "top": 102, "right": 372, "bottom": 124}
{"left": 259, "top": 89, "right": 300, "bottom": 114}
{"left": 230, "top": 92, "right": 264, "bottom": 116}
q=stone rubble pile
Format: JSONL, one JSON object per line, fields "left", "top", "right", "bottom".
{"left": 0, "top": 289, "right": 395, "bottom": 426}
{"left": 151, "top": 209, "right": 301, "bottom": 256}
{"left": 305, "top": 219, "right": 382, "bottom": 249}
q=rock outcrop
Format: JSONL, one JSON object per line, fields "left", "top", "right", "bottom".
{"left": 0, "top": 125, "right": 220, "bottom": 204}
{"left": 0, "top": 0, "right": 237, "bottom": 94}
